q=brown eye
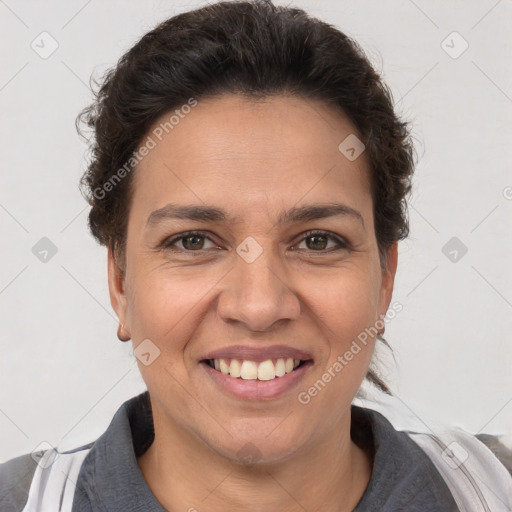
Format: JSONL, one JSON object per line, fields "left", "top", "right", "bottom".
{"left": 181, "top": 234, "right": 206, "bottom": 250}
{"left": 306, "top": 234, "right": 328, "bottom": 250}
{"left": 296, "top": 230, "right": 348, "bottom": 252}
{"left": 162, "top": 231, "right": 218, "bottom": 251}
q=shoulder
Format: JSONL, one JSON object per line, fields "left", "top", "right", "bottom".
{"left": 354, "top": 393, "right": 512, "bottom": 477}
{"left": 0, "top": 443, "right": 94, "bottom": 512}
{"left": 0, "top": 452, "right": 39, "bottom": 511}
{"left": 0, "top": 393, "right": 151, "bottom": 512}
{"left": 476, "top": 433, "right": 512, "bottom": 476}
{"left": 353, "top": 394, "right": 512, "bottom": 511}
{"left": 406, "top": 427, "right": 512, "bottom": 511}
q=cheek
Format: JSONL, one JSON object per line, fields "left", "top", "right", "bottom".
{"left": 301, "top": 277, "right": 379, "bottom": 414}
{"left": 125, "top": 271, "right": 211, "bottom": 396}
{"left": 309, "top": 267, "right": 381, "bottom": 362}
{"left": 125, "top": 267, "right": 210, "bottom": 350}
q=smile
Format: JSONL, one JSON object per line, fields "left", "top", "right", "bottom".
{"left": 205, "top": 357, "right": 305, "bottom": 381}
{"left": 200, "top": 357, "right": 313, "bottom": 400}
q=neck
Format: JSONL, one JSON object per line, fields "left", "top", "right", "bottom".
{"left": 138, "top": 409, "right": 372, "bottom": 512}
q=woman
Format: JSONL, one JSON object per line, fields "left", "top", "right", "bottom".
{"left": 1, "top": 1, "right": 510, "bottom": 511}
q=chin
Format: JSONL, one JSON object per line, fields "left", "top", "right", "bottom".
{"left": 206, "top": 426, "right": 304, "bottom": 467}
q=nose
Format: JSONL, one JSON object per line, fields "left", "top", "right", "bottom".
{"left": 216, "top": 246, "right": 301, "bottom": 332}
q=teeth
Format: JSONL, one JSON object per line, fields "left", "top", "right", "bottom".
{"left": 219, "top": 359, "right": 229, "bottom": 375}
{"left": 240, "top": 360, "right": 258, "bottom": 379}
{"left": 257, "top": 360, "right": 275, "bottom": 381}
{"left": 275, "top": 358, "right": 286, "bottom": 377}
{"left": 229, "top": 359, "right": 241, "bottom": 378}
{"left": 210, "top": 357, "right": 303, "bottom": 380}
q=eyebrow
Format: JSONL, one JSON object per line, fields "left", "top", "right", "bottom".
{"left": 146, "top": 202, "right": 365, "bottom": 230}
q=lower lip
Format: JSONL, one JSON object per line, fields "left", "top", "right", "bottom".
{"left": 200, "top": 361, "right": 313, "bottom": 400}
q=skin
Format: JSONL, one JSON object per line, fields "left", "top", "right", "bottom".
{"left": 108, "top": 94, "right": 398, "bottom": 512}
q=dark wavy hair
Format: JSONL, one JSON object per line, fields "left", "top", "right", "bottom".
{"left": 76, "top": 0, "right": 415, "bottom": 394}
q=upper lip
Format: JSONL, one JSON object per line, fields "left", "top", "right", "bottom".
{"left": 201, "top": 344, "right": 314, "bottom": 363}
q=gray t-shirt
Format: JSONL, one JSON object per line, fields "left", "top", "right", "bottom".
{"left": 0, "top": 391, "right": 474, "bottom": 511}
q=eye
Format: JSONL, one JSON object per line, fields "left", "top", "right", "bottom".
{"left": 295, "top": 230, "right": 349, "bottom": 252}
{"left": 161, "top": 231, "right": 219, "bottom": 251}
{"left": 160, "top": 230, "right": 349, "bottom": 253}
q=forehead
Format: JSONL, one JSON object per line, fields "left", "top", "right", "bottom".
{"left": 130, "top": 94, "right": 372, "bottom": 222}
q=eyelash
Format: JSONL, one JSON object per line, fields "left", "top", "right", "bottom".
{"left": 160, "top": 230, "right": 349, "bottom": 253}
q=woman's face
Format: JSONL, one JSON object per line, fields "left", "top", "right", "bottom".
{"left": 109, "top": 94, "right": 397, "bottom": 463}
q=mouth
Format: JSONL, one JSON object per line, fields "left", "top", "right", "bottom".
{"left": 201, "top": 357, "right": 311, "bottom": 381}
{"left": 199, "top": 356, "right": 314, "bottom": 400}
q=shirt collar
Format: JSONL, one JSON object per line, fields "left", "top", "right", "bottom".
{"left": 76, "top": 391, "right": 458, "bottom": 511}
{"left": 75, "top": 391, "right": 164, "bottom": 511}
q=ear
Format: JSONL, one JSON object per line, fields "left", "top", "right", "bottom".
{"left": 378, "top": 242, "right": 398, "bottom": 317}
{"left": 108, "top": 246, "right": 128, "bottom": 324}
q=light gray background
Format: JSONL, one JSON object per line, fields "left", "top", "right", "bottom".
{"left": 1, "top": 0, "right": 511, "bottom": 462}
